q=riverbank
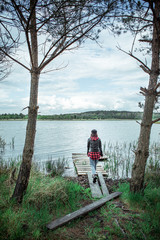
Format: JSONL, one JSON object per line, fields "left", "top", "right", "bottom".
{"left": 0, "top": 164, "right": 160, "bottom": 240}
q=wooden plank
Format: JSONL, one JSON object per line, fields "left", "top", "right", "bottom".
{"left": 72, "top": 153, "right": 107, "bottom": 176}
{"left": 46, "top": 191, "right": 122, "bottom": 230}
{"left": 78, "top": 172, "right": 107, "bottom": 175}
{"left": 87, "top": 172, "right": 102, "bottom": 198}
{"left": 77, "top": 169, "right": 107, "bottom": 172}
{"left": 72, "top": 153, "right": 107, "bottom": 160}
{"left": 76, "top": 171, "right": 106, "bottom": 175}
{"left": 72, "top": 153, "right": 87, "bottom": 156}
{"left": 74, "top": 162, "right": 89, "bottom": 165}
{"left": 98, "top": 172, "right": 109, "bottom": 196}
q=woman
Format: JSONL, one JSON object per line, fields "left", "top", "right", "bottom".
{"left": 87, "top": 129, "right": 103, "bottom": 183}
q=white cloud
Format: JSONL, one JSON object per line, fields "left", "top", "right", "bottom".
{"left": 0, "top": 29, "right": 150, "bottom": 114}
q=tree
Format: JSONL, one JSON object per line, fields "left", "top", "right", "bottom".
{"left": 130, "top": 0, "right": 160, "bottom": 192}
{"left": 114, "top": 0, "right": 160, "bottom": 192}
{"left": 0, "top": 5, "right": 13, "bottom": 80}
{"left": 0, "top": 0, "right": 117, "bottom": 203}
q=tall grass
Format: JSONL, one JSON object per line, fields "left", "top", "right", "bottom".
{"left": 0, "top": 136, "right": 6, "bottom": 150}
{"left": 103, "top": 141, "right": 160, "bottom": 179}
{"left": 45, "top": 156, "right": 68, "bottom": 177}
{"left": 117, "top": 179, "right": 160, "bottom": 240}
{"left": 0, "top": 160, "right": 91, "bottom": 240}
{"left": 0, "top": 137, "right": 6, "bottom": 163}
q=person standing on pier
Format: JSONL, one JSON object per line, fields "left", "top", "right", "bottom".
{"left": 87, "top": 129, "right": 103, "bottom": 183}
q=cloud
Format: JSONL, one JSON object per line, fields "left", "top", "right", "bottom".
{"left": 0, "top": 29, "right": 149, "bottom": 114}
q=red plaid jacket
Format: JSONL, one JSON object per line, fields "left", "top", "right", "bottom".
{"left": 88, "top": 152, "right": 101, "bottom": 160}
{"left": 87, "top": 136, "right": 103, "bottom": 160}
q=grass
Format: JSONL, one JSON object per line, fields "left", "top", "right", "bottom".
{"left": 82, "top": 175, "right": 160, "bottom": 240}
{"left": 0, "top": 137, "right": 160, "bottom": 240}
{"left": 0, "top": 163, "right": 92, "bottom": 240}
{"left": 0, "top": 161, "right": 160, "bottom": 240}
{"left": 116, "top": 179, "right": 160, "bottom": 239}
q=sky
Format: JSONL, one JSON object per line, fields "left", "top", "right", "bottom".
{"left": 0, "top": 29, "right": 149, "bottom": 115}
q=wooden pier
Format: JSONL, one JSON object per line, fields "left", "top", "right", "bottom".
{"left": 72, "top": 153, "right": 107, "bottom": 176}
{"left": 46, "top": 153, "right": 122, "bottom": 231}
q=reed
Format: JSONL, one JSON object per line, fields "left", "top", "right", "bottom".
{"left": 0, "top": 136, "right": 6, "bottom": 150}
{"left": 45, "top": 156, "right": 68, "bottom": 177}
{"left": 103, "top": 141, "right": 160, "bottom": 179}
{"left": 0, "top": 137, "right": 6, "bottom": 162}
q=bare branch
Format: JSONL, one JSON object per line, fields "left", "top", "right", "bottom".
{"left": 136, "top": 120, "right": 141, "bottom": 125}
{"left": 39, "top": 9, "right": 110, "bottom": 72}
{"left": 0, "top": 21, "right": 17, "bottom": 44}
{"left": 0, "top": 48, "right": 30, "bottom": 71}
{"left": 117, "top": 46, "right": 151, "bottom": 74}
{"left": 25, "top": 0, "right": 39, "bottom": 68}
{"left": 41, "top": 62, "right": 68, "bottom": 74}
{"left": 140, "top": 65, "right": 150, "bottom": 74}
{"left": 22, "top": 106, "right": 29, "bottom": 111}
{"left": 131, "top": 32, "right": 137, "bottom": 54}
{"left": 139, "top": 39, "right": 152, "bottom": 43}
{"left": 152, "top": 118, "right": 160, "bottom": 124}
{"left": 154, "top": 82, "right": 160, "bottom": 91}
{"left": 11, "top": 0, "right": 27, "bottom": 28}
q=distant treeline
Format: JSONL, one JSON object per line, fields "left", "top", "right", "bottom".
{"left": 1, "top": 111, "right": 160, "bottom": 120}
{"left": 38, "top": 110, "right": 160, "bottom": 120}
{"left": 0, "top": 113, "right": 27, "bottom": 120}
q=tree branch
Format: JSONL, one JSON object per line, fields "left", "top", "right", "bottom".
{"left": 154, "top": 82, "right": 160, "bottom": 91}
{"left": 0, "top": 48, "right": 30, "bottom": 71}
{"left": 39, "top": 7, "right": 111, "bottom": 72}
{"left": 25, "top": 0, "right": 39, "bottom": 68}
{"left": 11, "top": 0, "right": 27, "bottom": 29}
{"left": 139, "top": 39, "right": 152, "bottom": 43}
{"left": 117, "top": 46, "right": 151, "bottom": 74}
{"left": 0, "top": 21, "right": 18, "bottom": 44}
{"left": 152, "top": 118, "right": 160, "bottom": 124}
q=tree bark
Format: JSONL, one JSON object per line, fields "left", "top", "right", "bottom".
{"left": 11, "top": 0, "right": 39, "bottom": 203}
{"left": 130, "top": 0, "right": 160, "bottom": 193}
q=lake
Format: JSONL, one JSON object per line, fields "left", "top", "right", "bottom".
{"left": 1, "top": 120, "right": 160, "bottom": 164}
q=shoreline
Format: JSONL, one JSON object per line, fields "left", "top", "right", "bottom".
{"left": 0, "top": 118, "right": 143, "bottom": 121}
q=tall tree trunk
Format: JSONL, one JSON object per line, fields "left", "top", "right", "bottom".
{"left": 11, "top": 0, "right": 39, "bottom": 203}
{"left": 130, "top": 0, "right": 160, "bottom": 193}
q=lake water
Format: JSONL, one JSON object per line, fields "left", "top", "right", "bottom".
{"left": 1, "top": 120, "right": 160, "bottom": 165}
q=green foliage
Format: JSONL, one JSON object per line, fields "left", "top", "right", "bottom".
{"left": 0, "top": 113, "right": 26, "bottom": 120}
{"left": 117, "top": 181, "right": 160, "bottom": 240}
{"left": 0, "top": 166, "right": 91, "bottom": 240}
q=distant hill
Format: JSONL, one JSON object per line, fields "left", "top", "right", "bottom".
{"left": 38, "top": 110, "right": 160, "bottom": 120}
{"left": 0, "top": 110, "right": 160, "bottom": 120}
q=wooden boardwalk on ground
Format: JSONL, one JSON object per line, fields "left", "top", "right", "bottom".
{"left": 46, "top": 153, "right": 122, "bottom": 230}
{"left": 88, "top": 172, "right": 110, "bottom": 198}
{"left": 72, "top": 153, "right": 107, "bottom": 176}
{"left": 46, "top": 191, "right": 122, "bottom": 230}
